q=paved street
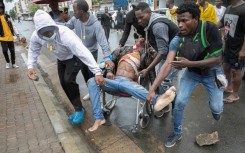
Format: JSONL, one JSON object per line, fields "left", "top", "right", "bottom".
{"left": 13, "top": 20, "right": 245, "bottom": 153}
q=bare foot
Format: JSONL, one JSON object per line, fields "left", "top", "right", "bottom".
{"left": 224, "top": 87, "right": 233, "bottom": 93}
{"left": 223, "top": 94, "right": 240, "bottom": 104}
{"left": 88, "top": 119, "right": 106, "bottom": 132}
{"left": 154, "top": 86, "right": 176, "bottom": 112}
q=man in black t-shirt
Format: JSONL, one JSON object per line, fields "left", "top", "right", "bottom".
{"left": 101, "top": 7, "right": 111, "bottom": 41}
{"left": 217, "top": 0, "right": 245, "bottom": 103}
{"left": 119, "top": 2, "right": 145, "bottom": 47}
{"left": 147, "top": 2, "right": 224, "bottom": 147}
{"left": 49, "top": 1, "right": 59, "bottom": 20}
{"left": 116, "top": 8, "right": 123, "bottom": 32}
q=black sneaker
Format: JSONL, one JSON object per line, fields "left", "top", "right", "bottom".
{"left": 212, "top": 113, "right": 221, "bottom": 121}
{"left": 165, "top": 132, "right": 182, "bottom": 148}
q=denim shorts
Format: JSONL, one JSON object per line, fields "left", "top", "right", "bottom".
{"left": 223, "top": 53, "right": 245, "bottom": 69}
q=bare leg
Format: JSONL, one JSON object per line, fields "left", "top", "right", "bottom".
{"left": 88, "top": 119, "right": 106, "bottom": 132}
{"left": 224, "top": 69, "right": 241, "bottom": 103}
{"left": 223, "top": 63, "right": 233, "bottom": 93}
{"left": 154, "top": 86, "right": 176, "bottom": 112}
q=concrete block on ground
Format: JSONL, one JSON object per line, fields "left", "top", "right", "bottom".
{"left": 196, "top": 131, "right": 219, "bottom": 146}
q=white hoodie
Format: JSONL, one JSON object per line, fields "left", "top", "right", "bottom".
{"left": 27, "top": 10, "right": 102, "bottom": 75}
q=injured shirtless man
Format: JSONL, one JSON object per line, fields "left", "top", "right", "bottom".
{"left": 87, "top": 39, "right": 176, "bottom": 132}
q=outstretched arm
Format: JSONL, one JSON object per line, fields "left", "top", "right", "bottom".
{"left": 146, "top": 35, "right": 180, "bottom": 103}
{"left": 171, "top": 55, "right": 222, "bottom": 69}
{"left": 27, "top": 32, "right": 42, "bottom": 69}
{"left": 27, "top": 32, "right": 42, "bottom": 80}
{"left": 95, "top": 23, "right": 114, "bottom": 68}
{"left": 139, "top": 53, "right": 164, "bottom": 77}
{"left": 57, "top": 16, "right": 76, "bottom": 29}
{"left": 140, "top": 22, "right": 170, "bottom": 76}
{"left": 65, "top": 30, "right": 105, "bottom": 86}
{"left": 119, "top": 20, "right": 132, "bottom": 46}
{"left": 95, "top": 23, "right": 111, "bottom": 61}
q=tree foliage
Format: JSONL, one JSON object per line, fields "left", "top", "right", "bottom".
{"left": 30, "top": 3, "right": 41, "bottom": 16}
{"left": 9, "top": 9, "right": 16, "bottom": 19}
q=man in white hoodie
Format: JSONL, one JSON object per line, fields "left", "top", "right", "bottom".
{"left": 27, "top": 10, "right": 105, "bottom": 125}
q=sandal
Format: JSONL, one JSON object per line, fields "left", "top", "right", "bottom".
{"left": 223, "top": 97, "right": 240, "bottom": 104}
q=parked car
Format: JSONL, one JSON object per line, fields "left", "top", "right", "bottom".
{"left": 153, "top": 8, "right": 168, "bottom": 15}
{"left": 96, "top": 10, "right": 104, "bottom": 20}
{"left": 22, "top": 13, "right": 33, "bottom": 21}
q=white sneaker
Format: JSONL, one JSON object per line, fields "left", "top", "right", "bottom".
{"left": 83, "top": 94, "right": 90, "bottom": 100}
{"left": 5, "top": 63, "right": 10, "bottom": 69}
{"left": 12, "top": 64, "right": 19, "bottom": 68}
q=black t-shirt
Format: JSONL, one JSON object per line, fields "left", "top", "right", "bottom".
{"left": 177, "top": 21, "right": 222, "bottom": 75}
{"left": 221, "top": 3, "right": 245, "bottom": 54}
{"left": 119, "top": 10, "right": 145, "bottom": 46}
{"left": 178, "top": 21, "right": 223, "bottom": 60}
{"left": 101, "top": 13, "right": 111, "bottom": 27}
{"left": 116, "top": 11, "right": 123, "bottom": 23}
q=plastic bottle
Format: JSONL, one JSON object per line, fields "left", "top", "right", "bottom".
{"left": 99, "top": 61, "right": 105, "bottom": 69}
{"left": 99, "top": 55, "right": 114, "bottom": 69}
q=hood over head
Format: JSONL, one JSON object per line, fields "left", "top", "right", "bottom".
{"left": 34, "top": 10, "right": 58, "bottom": 39}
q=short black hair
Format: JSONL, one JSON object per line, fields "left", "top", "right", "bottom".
{"left": 176, "top": 1, "right": 200, "bottom": 19}
{"left": 135, "top": 2, "right": 149, "bottom": 11}
{"left": 76, "top": 0, "right": 89, "bottom": 12}
{"left": 0, "top": 2, "right": 5, "bottom": 12}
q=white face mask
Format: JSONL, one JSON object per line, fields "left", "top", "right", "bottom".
{"left": 43, "top": 32, "right": 56, "bottom": 43}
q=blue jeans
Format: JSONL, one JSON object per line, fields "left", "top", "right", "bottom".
{"left": 211, "top": 64, "right": 224, "bottom": 75}
{"left": 157, "top": 59, "right": 179, "bottom": 94}
{"left": 87, "top": 76, "right": 159, "bottom": 120}
{"left": 173, "top": 69, "right": 224, "bottom": 134}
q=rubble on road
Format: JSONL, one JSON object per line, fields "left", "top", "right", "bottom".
{"left": 196, "top": 131, "right": 219, "bottom": 146}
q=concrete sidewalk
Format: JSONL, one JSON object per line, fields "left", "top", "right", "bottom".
{"left": 0, "top": 47, "right": 64, "bottom": 152}
{"left": 0, "top": 45, "right": 95, "bottom": 153}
